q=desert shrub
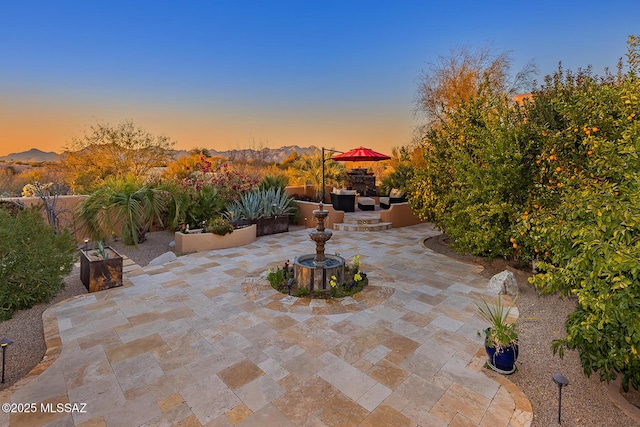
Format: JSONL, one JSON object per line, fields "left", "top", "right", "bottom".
{"left": 0, "top": 207, "right": 76, "bottom": 320}
{"left": 184, "top": 186, "right": 224, "bottom": 229}
{"left": 259, "top": 175, "right": 289, "bottom": 191}
{"left": 205, "top": 216, "right": 234, "bottom": 236}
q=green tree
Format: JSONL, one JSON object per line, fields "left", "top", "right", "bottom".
{"left": 59, "top": 120, "right": 175, "bottom": 194}
{"left": 411, "top": 85, "right": 539, "bottom": 258}
{"left": 516, "top": 39, "right": 640, "bottom": 390}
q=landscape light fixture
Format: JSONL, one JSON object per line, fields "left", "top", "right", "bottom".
{"left": 552, "top": 373, "right": 569, "bottom": 424}
{"left": 0, "top": 337, "right": 14, "bottom": 383}
{"left": 83, "top": 238, "right": 90, "bottom": 251}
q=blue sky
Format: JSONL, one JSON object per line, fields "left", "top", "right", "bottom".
{"left": 1, "top": 1, "right": 638, "bottom": 157}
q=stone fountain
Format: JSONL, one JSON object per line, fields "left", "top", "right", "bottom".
{"left": 294, "top": 202, "right": 345, "bottom": 292}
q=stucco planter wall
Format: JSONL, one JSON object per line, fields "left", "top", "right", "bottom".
{"left": 175, "top": 224, "right": 257, "bottom": 253}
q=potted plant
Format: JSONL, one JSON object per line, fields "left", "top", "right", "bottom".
{"left": 80, "top": 241, "right": 124, "bottom": 292}
{"left": 476, "top": 296, "right": 519, "bottom": 374}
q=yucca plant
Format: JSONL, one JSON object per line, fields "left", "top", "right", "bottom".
{"left": 475, "top": 296, "right": 518, "bottom": 350}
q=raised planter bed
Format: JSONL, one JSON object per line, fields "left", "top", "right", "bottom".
{"left": 253, "top": 215, "right": 289, "bottom": 236}
{"left": 80, "top": 246, "right": 123, "bottom": 292}
{"left": 175, "top": 224, "right": 257, "bottom": 253}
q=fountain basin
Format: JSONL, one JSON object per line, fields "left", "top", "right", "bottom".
{"left": 294, "top": 254, "right": 345, "bottom": 292}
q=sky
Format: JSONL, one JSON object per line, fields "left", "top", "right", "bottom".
{"left": 1, "top": 1, "right": 638, "bottom": 157}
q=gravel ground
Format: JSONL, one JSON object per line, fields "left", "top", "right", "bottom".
{"left": 1, "top": 230, "right": 638, "bottom": 427}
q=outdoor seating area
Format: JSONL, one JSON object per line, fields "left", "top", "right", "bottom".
{"left": 0, "top": 224, "right": 532, "bottom": 426}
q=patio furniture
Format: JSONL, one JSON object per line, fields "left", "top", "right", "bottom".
{"left": 357, "top": 197, "right": 375, "bottom": 211}
{"left": 330, "top": 189, "right": 357, "bottom": 212}
{"left": 380, "top": 188, "right": 407, "bottom": 209}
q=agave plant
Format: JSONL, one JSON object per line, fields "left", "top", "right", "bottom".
{"left": 238, "top": 191, "right": 264, "bottom": 221}
{"left": 223, "top": 202, "right": 245, "bottom": 223}
{"left": 267, "top": 187, "right": 295, "bottom": 217}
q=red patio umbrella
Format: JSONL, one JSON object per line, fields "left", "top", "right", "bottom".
{"left": 331, "top": 146, "right": 391, "bottom": 162}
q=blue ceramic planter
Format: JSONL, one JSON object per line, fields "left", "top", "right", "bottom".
{"left": 484, "top": 328, "right": 519, "bottom": 374}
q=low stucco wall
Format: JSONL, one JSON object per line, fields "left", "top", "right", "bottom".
{"left": 175, "top": 224, "right": 257, "bottom": 253}
{"left": 380, "top": 203, "right": 423, "bottom": 228}
{"left": 294, "top": 200, "right": 344, "bottom": 229}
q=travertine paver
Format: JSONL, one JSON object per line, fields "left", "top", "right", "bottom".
{"left": 0, "top": 223, "right": 532, "bottom": 426}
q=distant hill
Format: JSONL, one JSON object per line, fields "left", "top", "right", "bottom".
{"left": 0, "top": 145, "right": 319, "bottom": 165}
{"left": 0, "top": 148, "right": 60, "bottom": 163}
{"left": 173, "top": 145, "right": 318, "bottom": 163}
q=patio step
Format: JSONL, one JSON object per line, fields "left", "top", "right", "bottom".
{"left": 333, "top": 221, "right": 392, "bottom": 232}
{"left": 343, "top": 217, "right": 382, "bottom": 225}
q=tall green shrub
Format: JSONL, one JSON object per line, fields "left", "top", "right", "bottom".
{"left": 0, "top": 208, "right": 76, "bottom": 320}
{"left": 411, "top": 86, "right": 539, "bottom": 258}
{"left": 520, "top": 60, "right": 640, "bottom": 391}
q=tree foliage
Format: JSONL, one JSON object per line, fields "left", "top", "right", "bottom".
{"left": 410, "top": 36, "right": 640, "bottom": 390}
{"left": 286, "top": 149, "right": 347, "bottom": 201}
{"left": 416, "top": 44, "right": 535, "bottom": 128}
{"left": 59, "top": 120, "right": 175, "bottom": 194}
{"left": 518, "top": 54, "right": 640, "bottom": 391}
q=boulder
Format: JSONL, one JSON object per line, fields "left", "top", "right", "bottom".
{"left": 487, "top": 270, "right": 519, "bottom": 296}
{"left": 148, "top": 251, "right": 177, "bottom": 267}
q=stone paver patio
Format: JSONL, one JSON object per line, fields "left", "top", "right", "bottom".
{"left": 0, "top": 223, "right": 532, "bottom": 426}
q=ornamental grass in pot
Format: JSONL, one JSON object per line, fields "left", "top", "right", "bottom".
{"left": 476, "top": 296, "right": 519, "bottom": 374}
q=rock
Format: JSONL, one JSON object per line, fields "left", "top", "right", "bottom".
{"left": 487, "top": 270, "right": 519, "bottom": 296}
{"left": 169, "top": 240, "right": 176, "bottom": 248}
{"left": 148, "top": 251, "right": 177, "bottom": 267}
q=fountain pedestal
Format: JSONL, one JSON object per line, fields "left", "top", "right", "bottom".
{"left": 294, "top": 203, "right": 345, "bottom": 292}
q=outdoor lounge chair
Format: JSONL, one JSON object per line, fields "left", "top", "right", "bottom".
{"left": 330, "top": 189, "right": 356, "bottom": 212}
{"left": 379, "top": 188, "right": 407, "bottom": 209}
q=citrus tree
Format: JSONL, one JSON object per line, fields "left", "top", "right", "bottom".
{"left": 518, "top": 48, "right": 640, "bottom": 390}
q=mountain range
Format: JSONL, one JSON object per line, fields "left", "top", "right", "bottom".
{"left": 0, "top": 145, "right": 319, "bottom": 164}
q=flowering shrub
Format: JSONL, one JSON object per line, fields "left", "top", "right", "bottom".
{"left": 177, "top": 157, "right": 260, "bottom": 229}
{"left": 182, "top": 157, "right": 259, "bottom": 206}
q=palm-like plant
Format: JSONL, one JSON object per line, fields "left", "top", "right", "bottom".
{"left": 288, "top": 152, "right": 346, "bottom": 201}
{"left": 77, "top": 176, "right": 175, "bottom": 245}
